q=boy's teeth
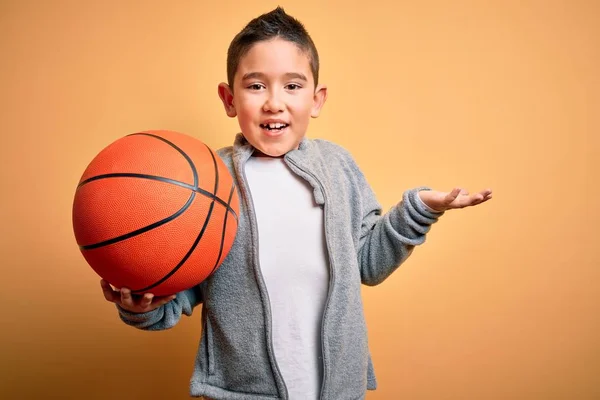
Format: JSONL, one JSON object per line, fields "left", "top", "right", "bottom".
{"left": 262, "top": 123, "right": 288, "bottom": 130}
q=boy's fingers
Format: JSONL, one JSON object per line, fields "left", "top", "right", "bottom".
{"left": 446, "top": 188, "right": 461, "bottom": 204}
{"left": 470, "top": 196, "right": 484, "bottom": 206}
{"left": 102, "top": 289, "right": 115, "bottom": 303}
{"left": 466, "top": 191, "right": 492, "bottom": 207}
{"left": 444, "top": 188, "right": 492, "bottom": 209}
{"left": 140, "top": 293, "right": 153, "bottom": 309}
{"left": 104, "top": 283, "right": 175, "bottom": 311}
{"left": 120, "top": 288, "right": 134, "bottom": 307}
{"left": 100, "top": 280, "right": 116, "bottom": 303}
{"left": 478, "top": 189, "right": 492, "bottom": 202}
{"left": 473, "top": 190, "right": 493, "bottom": 205}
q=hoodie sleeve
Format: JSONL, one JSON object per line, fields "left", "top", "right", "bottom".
{"left": 116, "top": 284, "right": 203, "bottom": 330}
{"left": 353, "top": 166, "right": 443, "bottom": 286}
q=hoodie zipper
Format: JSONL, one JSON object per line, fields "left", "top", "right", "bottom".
{"left": 240, "top": 163, "right": 289, "bottom": 400}
{"left": 285, "top": 157, "right": 335, "bottom": 400}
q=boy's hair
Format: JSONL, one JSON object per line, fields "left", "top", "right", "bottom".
{"left": 226, "top": 7, "right": 320, "bottom": 90}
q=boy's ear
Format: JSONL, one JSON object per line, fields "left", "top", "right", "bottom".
{"left": 311, "top": 84, "right": 328, "bottom": 118}
{"left": 218, "top": 83, "right": 237, "bottom": 118}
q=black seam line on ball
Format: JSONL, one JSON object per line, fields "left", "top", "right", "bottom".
{"left": 128, "top": 132, "right": 199, "bottom": 187}
{"left": 79, "top": 192, "right": 195, "bottom": 250}
{"left": 77, "top": 173, "right": 237, "bottom": 220}
{"left": 131, "top": 142, "right": 221, "bottom": 293}
{"left": 131, "top": 199, "right": 216, "bottom": 294}
{"left": 205, "top": 142, "right": 219, "bottom": 200}
{"left": 208, "top": 183, "right": 237, "bottom": 277}
{"left": 77, "top": 132, "right": 237, "bottom": 220}
{"left": 78, "top": 133, "right": 199, "bottom": 251}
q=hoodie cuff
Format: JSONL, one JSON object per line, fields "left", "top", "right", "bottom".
{"left": 116, "top": 303, "right": 161, "bottom": 324}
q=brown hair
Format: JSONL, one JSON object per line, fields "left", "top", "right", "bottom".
{"left": 226, "top": 7, "right": 320, "bottom": 90}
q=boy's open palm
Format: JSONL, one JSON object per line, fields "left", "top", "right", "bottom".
{"left": 419, "top": 187, "right": 493, "bottom": 212}
{"left": 100, "top": 279, "right": 176, "bottom": 313}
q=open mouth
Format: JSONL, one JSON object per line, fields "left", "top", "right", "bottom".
{"left": 260, "top": 123, "right": 289, "bottom": 132}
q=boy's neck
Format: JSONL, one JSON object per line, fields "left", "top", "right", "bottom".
{"left": 252, "top": 149, "right": 284, "bottom": 158}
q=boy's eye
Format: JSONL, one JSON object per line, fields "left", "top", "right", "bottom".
{"left": 286, "top": 83, "right": 301, "bottom": 90}
{"left": 248, "top": 84, "right": 265, "bottom": 90}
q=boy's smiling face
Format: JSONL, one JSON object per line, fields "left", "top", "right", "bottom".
{"left": 218, "top": 38, "right": 327, "bottom": 157}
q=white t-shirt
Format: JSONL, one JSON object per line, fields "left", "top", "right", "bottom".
{"left": 245, "top": 156, "right": 329, "bottom": 400}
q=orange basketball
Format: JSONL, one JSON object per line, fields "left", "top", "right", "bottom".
{"left": 72, "top": 130, "right": 239, "bottom": 296}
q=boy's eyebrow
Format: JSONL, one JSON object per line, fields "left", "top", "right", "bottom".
{"left": 241, "top": 72, "right": 308, "bottom": 81}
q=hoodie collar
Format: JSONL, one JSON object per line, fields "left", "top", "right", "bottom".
{"left": 231, "top": 133, "right": 312, "bottom": 164}
{"left": 231, "top": 133, "right": 325, "bottom": 205}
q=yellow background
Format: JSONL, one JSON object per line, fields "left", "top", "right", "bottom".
{"left": 1, "top": 1, "right": 598, "bottom": 399}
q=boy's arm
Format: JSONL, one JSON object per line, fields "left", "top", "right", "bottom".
{"left": 357, "top": 180, "right": 443, "bottom": 286}
{"left": 354, "top": 162, "right": 492, "bottom": 286}
{"left": 116, "top": 284, "right": 203, "bottom": 330}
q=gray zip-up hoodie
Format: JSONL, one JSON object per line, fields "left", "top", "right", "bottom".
{"left": 118, "top": 134, "right": 443, "bottom": 400}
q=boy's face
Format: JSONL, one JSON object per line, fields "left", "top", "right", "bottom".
{"left": 218, "top": 38, "right": 327, "bottom": 157}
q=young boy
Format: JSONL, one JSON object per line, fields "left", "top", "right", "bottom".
{"left": 101, "top": 7, "right": 492, "bottom": 400}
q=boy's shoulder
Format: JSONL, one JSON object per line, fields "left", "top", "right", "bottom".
{"left": 310, "top": 137, "right": 349, "bottom": 153}
{"left": 216, "top": 144, "right": 234, "bottom": 158}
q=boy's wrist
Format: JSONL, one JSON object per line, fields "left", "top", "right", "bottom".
{"left": 416, "top": 188, "right": 445, "bottom": 214}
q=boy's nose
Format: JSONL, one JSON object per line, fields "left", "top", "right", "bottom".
{"left": 263, "top": 92, "right": 284, "bottom": 112}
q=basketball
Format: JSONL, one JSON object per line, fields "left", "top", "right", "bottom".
{"left": 72, "top": 130, "right": 239, "bottom": 296}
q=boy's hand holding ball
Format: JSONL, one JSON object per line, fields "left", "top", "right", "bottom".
{"left": 100, "top": 279, "right": 176, "bottom": 313}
